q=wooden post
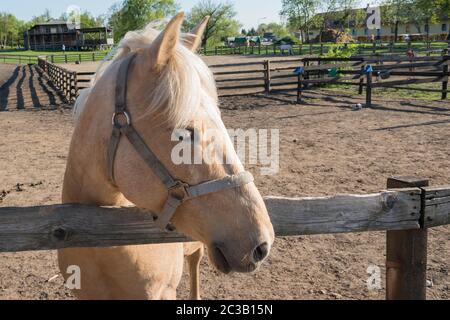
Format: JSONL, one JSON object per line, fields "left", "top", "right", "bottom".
{"left": 320, "top": 44, "right": 324, "bottom": 55}
{"left": 358, "top": 65, "right": 365, "bottom": 95}
{"left": 386, "top": 177, "right": 429, "bottom": 300}
{"left": 365, "top": 69, "right": 372, "bottom": 107}
{"left": 264, "top": 60, "right": 271, "bottom": 95}
{"left": 442, "top": 62, "right": 448, "bottom": 100}
{"left": 296, "top": 72, "right": 304, "bottom": 103}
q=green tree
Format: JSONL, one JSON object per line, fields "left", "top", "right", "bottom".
{"left": 247, "top": 27, "right": 257, "bottom": 36}
{"left": 183, "top": 0, "right": 241, "bottom": 48}
{"left": 257, "top": 22, "right": 290, "bottom": 38}
{"left": 0, "top": 12, "right": 24, "bottom": 48}
{"left": 280, "top": 0, "right": 319, "bottom": 42}
{"left": 109, "top": 0, "right": 178, "bottom": 42}
{"left": 381, "top": 0, "right": 411, "bottom": 42}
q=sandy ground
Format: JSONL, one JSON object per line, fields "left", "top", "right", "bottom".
{"left": 0, "top": 58, "right": 449, "bottom": 300}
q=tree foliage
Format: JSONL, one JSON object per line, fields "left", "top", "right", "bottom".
{"left": 109, "top": 0, "right": 178, "bottom": 42}
{"left": 183, "top": 0, "right": 241, "bottom": 48}
{"left": 280, "top": 0, "right": 319, "bottom": 42}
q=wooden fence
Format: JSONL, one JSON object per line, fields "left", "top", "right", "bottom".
{"left": 37, "top": 58, "right": 78, "bottom": 102}
{"left": 0, "top": 54, "right": 39, "bottom": 65}
{"left": 202, "top": 41, "right": 450, "bottom": 57}
{"left": 0, "top": 176, "right": 449, "bottom": 299}
{"left": 209, "top": 55, "right": 450, "bottom": 103}
{"left": 46, "top": 52, "right": 108, "bottom": 64}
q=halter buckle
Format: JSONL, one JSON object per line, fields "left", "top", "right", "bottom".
{"left": 112, "top": 111, "right": 131, "bottom": 128}
{"left": 169, "top": 181, "right": 190, "bottom": 202}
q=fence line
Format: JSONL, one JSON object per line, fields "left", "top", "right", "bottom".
{"left": 37, "top": 58, "right": 78, "bottom": 102}
{"left": 209, "top": 55, "right": 450, "bottom": 102}
{"left": 202, "top": 41, "right": 450, "bottom": 57}
{"left": 0, "top": 54, "right": 39, "bottom": 65}
{"left": 0, "top": 177, "right": 449, "bottom": 300}
{"left": 1, "top": 183, "right": 449, "bottom": 253}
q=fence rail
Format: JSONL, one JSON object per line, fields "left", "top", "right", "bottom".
{"left": 209, "top": 55, "right": 450, "bottom": 102}
{"left": 0, "top": 183, "right": 448, "bottom": 252}
{"left": 0, "top": 54, "right": 39, "bottom": 64}
{"left": 46, "top": 52, "right": 108, "bottom": 64}
{"left": 37, "top": 58, "right": 78, "bottom": 102}
{"left": 202, "top": 41, "right": 450, "bottom": 57}
{"left": 0, "top": 176, "right": 449, "bottom": 300}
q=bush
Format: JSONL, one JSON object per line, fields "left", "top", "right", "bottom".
{"left": 275, "top": 35, "right": 300, "bottom": 45}
{"left": 324, "top": 43, "right": 358, "bottom": 58}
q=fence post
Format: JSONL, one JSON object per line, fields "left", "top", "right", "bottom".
{"left": 442, "top": 62, "right": 448, "bottom": 100}
{"left": 358, "top": 65, "right": 365, "bottom": 95}
{"left": 320, "top": 44, "right": 324, "bottom": 55}
{"left": 264, "top": 60, "right": 271, "bottom": 95}
{"left": 386, "top": 177, "right": 429, "bottom": 300}
{"left": 365, "top": 69, "right": 372, "bottom": 107}
{"left": 296, "top": 72, "right": 304, "bottom": 103}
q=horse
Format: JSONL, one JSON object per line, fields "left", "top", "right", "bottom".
{"left": 58, "top": 12, "right": 275, "bottom": 300}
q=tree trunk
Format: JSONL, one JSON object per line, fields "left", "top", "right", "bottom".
{"left": 394, "top": 21, "right": 399, "bottom": 42}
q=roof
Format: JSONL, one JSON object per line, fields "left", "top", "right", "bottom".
{"left": 33, "top": 20, "right": 68, "bottom": 26}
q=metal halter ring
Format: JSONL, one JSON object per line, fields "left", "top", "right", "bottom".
{"left": 168, "top": 181, "right": 190, "bottom": 202}
{"left": 112, "top": 111, "right": 131, "bottom": 128}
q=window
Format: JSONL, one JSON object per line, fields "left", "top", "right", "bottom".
{"left": 352, "top": 29, "right": 356, "bottom": 36}
{"left": 443, "top": 24, "right": 448, "bottom": 32}
{"left": 405, "top": 24, "right": 410, "bottom": 33}
{"left": 425, "top": 24, "right": 429, "bottom": 32}
{"left": 390, "top": 26, "right": 395, "bottom": 33}
{"left": 364, "top": 28, "right": 368, "bottom": 35}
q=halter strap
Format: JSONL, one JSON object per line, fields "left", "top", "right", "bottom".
{"left": 107, "top": 53, "right": 254, "bottom": 231}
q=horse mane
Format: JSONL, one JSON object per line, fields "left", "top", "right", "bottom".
{"left": 74, "top": 21, "right": 218, "bottom": 128}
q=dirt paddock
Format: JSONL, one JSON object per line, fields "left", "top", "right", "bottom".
{"left": 0, "top": 59, "right": 449, "bottom": 299}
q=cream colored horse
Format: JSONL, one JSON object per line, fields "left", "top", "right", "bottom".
{"left": 58, "top": 13, "right": 274, "bottom": 300}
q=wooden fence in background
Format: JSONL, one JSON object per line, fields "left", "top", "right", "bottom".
{"left": 37, "top": 58, "right": 78, "bottom": 102}
{"left": 0, "top": 177, "right": 449, "bottom": 299}
{"left": 46, "top": 52, "right": 108, "bottom": 64}
{"left": 0, "top": 54, "right": 39, "bottom": 64}
{"left": 209, "top": 55, "right": 450, "bottom": 103}
{"left": 202, "top": 41, "right": 449, "bottom": 57}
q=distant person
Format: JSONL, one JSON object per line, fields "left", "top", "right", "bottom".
{"left": 62, "top": 44, "right": 66, "bottom": 52}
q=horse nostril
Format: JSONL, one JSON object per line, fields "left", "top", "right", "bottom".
{"left": 252, "top": 242, "right": 269, "bottom": 263}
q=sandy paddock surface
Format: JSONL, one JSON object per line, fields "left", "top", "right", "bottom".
{"left": 1, "top": 57, "right": 450, "bottom": 300}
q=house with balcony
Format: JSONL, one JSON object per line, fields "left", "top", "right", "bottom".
{"left": 24, "top": 20, "right": 114, "bottom": 51}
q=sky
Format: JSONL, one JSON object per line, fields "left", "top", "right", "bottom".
{"left": 1, "top": 0, "right": 374, "bottom": 30}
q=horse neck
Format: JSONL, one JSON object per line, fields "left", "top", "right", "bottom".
{"left": 62, "top": 86, "right": 127, "bottom": 207}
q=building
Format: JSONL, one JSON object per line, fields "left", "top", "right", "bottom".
{"left": 304, "top": 8, "right": 449, "bottom": 42}
{"left": 24, "top": 20, "right": 114, "bottom": 51}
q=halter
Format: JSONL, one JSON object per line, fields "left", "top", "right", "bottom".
{"left": 107, "top": 53, "right": 254, "bottom": 231}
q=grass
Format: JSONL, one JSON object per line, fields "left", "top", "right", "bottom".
{"left": 203, "top": 42, "right": 448, "bottom": 57}
{"left": 0, "top": 49, "right": 109, "bottom": 64}
{"left": 322, "top": 81, "right": 444, "bottom": 101}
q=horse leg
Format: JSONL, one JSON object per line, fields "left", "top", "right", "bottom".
{"left": 185, "top": 244, "right": 204, "bottom": 300}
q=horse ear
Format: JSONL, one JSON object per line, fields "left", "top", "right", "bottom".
{"left": 149, "top": 12, "right": 185, "bottom": 70}
{"left": 183, "top": 16, "right": 210, "bottom": 52}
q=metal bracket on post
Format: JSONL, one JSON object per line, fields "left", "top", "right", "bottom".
{"left": 386, "top": 176, "right": 429, "bottom": 300}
